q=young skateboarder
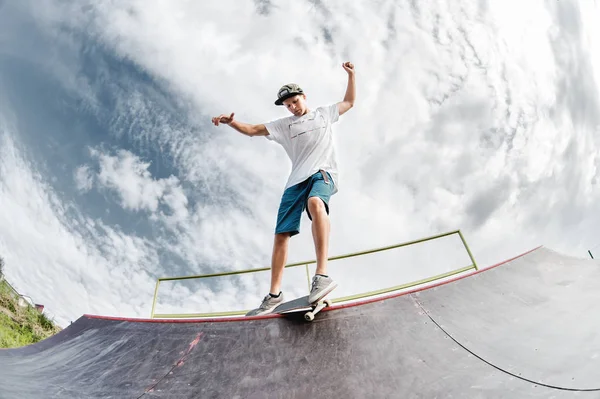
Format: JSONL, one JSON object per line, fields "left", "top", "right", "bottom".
{"left": 211, "top": 62, "right": 356, "bottom": 315}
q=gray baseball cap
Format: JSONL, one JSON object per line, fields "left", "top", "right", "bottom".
{"left": 275, "top": 83, "right": 304, "bottom": 106}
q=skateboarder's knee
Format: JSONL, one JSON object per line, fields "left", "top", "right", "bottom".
{"left": 307, "top": 197, "right": 326, "bottom": 216}
{"left": 274, "top": 232, "right": 291, "bottom": 246}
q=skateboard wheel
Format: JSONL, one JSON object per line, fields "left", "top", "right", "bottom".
{"left": 324, "top": 299, "right": 332, "bottom": 307}
{"left": 304, "top": 312, "right": 315, "bottom": 322}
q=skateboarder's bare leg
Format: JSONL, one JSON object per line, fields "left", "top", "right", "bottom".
{"left": 269, "top": 232, "right": 290, "bottom": 295}
{"left": 308, "top": 197, "right": 330, "bottom": 275}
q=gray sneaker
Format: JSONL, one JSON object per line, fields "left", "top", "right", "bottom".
{"left": 245, "top": 293, "right": 284, "bottom": 316}
{"left": 308, "top": 275, "right": 337, "bottom": 303}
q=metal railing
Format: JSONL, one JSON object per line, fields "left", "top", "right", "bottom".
{"left": 150, "top": 229, "right": 478, "bottom": 319}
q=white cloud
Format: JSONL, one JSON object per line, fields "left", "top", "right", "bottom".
{"left": 74, "top": 165, "right": 94, "bottom": 192}
{"left": 91, "top": 148, "right": 187, "bottom": 217}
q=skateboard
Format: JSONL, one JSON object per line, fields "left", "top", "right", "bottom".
{"left": 274, "top": 295, "right": 333, "bottom": 322}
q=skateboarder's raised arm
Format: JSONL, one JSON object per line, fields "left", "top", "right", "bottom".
{"left": 211, "top": 112, "right": 268, "bottom": 137}
{"left": 337, "top": 62, "right": 356, "bottom": 117}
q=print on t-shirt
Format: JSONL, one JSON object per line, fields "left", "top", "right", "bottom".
{"left": 289, "top": 114, "right": 326, "bottom": 140}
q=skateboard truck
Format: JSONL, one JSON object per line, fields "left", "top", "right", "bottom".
{"left": 304, "top": 299, "right": 332, "bottom": 321}
{"left": 274, "top": 296, "right": 334, "bottom": 322}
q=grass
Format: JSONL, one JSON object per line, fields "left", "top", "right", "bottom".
{"left": 0, "top": 279, "right": 62, "bottom": 348}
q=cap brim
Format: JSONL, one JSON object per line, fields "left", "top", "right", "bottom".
{"left": 274, "top": 92, "right": 302, "bottom": 106}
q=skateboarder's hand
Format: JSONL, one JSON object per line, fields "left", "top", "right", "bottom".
{"left": 212, "top": 112, "right": 235, "bottom": 126}
{"left": 342, "top": 62, "right": 354, "bottom": 75}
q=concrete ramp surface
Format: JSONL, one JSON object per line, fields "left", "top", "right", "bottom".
{"left": 1, "top": 247, "right": 599, "bottom": 398}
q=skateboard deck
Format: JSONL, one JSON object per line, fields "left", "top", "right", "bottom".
{"left": 274, "top": 295, "right": 333, "bottom": 322}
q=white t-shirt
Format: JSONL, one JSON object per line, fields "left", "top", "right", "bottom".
{"left": 265, "top": 104, "right": 340, "bottom": 193}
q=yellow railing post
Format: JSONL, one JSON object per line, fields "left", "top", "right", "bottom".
{"left": 458, "top": 230, "right": 478, "bottom": 270}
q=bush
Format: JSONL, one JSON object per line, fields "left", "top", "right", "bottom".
{"left": 0, "top": 277, "right": 61, "bottom": 348}
{"left": 38, "top": 313, "right": 54, "bottom": 331}
{"left": 0, "top": 295, "right": 15, "bottom": 313}
{"left": 21, "top": 324, "right": 33, "bottom": 335}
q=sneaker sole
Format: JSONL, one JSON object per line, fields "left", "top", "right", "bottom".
{"left": 246, "top": 298, "right": 284, "bottom": 317}
{"left": 309, "top": 281, "right": 338, "bottom": 304}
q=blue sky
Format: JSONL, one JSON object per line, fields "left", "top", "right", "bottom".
{"left": 1, "top": 0, "right": 600, "bottom": 326}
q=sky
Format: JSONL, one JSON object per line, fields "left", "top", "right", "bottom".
{"left": 1, "top": 0, "right": 599, "bottom": 327}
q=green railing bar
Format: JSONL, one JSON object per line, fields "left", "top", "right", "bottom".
{"left": 151, "top": 263, "right": 475, "bottom": 319}
{"left": 153, "top": 310, "right": 247, "bottom": 319}
{"left": 331, "top": 264, "right": 475, "bottom": 303}
{"left": 155, "top": 230, "right": 461, "bottom": 283}
{"left": 458, "top": 230, "right": 478, "bottom": 270}
{"left": 312, "top": 229, "right": 460, "bottom": 264}
{"left": 157, "top": 265, "right": 272, "bottom": 283}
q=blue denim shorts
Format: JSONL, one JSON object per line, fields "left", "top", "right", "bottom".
{"left": 275, "top": 170, "right": 335, "bottom": 236}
